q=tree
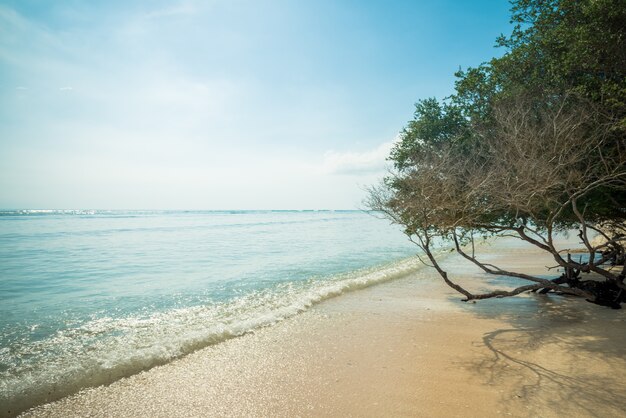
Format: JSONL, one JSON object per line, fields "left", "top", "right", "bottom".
{"left": 370, "top": 0, "right": 626, "bottom": 308}
{"left": 455, "top": 0, "right": 626, "bottom": 120}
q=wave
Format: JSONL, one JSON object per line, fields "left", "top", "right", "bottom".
{"left": 0, "top": 209, "right": 99, "bottom": 216}
{"left": 0, "top": 217, "right": 350, "bottom": 241}
{"left": 0, "top": 209, "right": 364, "bottom": 217}
{"left": 0, "top": 255, "right": 426, "bottom": 417}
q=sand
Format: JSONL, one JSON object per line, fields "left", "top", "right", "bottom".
{"left": 18, "top": 239, "right": 626, "bottom": 417}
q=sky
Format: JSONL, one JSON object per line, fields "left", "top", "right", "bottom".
{"left": 0, "top": 0, "right": 512, "bottom": 210}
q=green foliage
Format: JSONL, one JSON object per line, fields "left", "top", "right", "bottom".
{"left": 389, "top": 98, "right": 468, "bottom": 171}
{"left": 377, "top": 0, "right": 626, "bottom": 238}
{"left": 461, "top": 0, "right": 626, "bottom": 120}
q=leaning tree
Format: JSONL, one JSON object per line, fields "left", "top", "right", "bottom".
{"left": 369, "top": 0, "right": 626, "bottom": 308}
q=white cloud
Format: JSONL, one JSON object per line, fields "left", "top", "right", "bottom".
{"left": 0, "top": 3, "right": 408, "bottom": 210}
{"left": 321, "top": 140, "right": 396, "bottom": 175}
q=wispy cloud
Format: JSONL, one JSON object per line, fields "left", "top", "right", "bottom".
{"left": 143, "top": 1, "right": 197, "bottom": 20}
{"left": 1, "top": 0, "right": 501, "bottom": 209}
{"left": 321, "top": 140, "right": 396, "bottom": 175}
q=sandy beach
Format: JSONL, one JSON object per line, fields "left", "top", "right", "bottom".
{"left": 3, "top": 0, "right": 623, "bottom": 417}
{"left": 18, "top": 238, "right": 626, "bottom": 418}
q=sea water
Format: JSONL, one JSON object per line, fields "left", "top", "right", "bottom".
{"left": 0, "top": 210, "right": 419, "bottom": 414}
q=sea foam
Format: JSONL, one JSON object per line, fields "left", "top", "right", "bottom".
{"left": 1, "top": 256, "right": 425, "bottom": 416}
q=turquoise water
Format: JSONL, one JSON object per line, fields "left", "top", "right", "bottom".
{"left": 0, "top": 210, "right": 418, "bottom": 413}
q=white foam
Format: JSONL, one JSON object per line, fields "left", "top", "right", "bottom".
{"left": 1, "top": 256, "right": 427, "bottom": 416}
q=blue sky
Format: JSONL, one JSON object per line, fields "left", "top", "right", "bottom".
{"left": 0, "top": 0, "right": 512, "bottom": 209}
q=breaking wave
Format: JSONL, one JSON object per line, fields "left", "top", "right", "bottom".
{"left": 1, "top": 256, "right": 425, "bottom": 416}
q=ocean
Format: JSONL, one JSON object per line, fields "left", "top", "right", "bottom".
{"left": 0, "top": 210, "right": 419, "bottom": 414}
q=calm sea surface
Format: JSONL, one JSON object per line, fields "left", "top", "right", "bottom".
{"left": 0, "top": 210, "right": 418, "bottom": 413}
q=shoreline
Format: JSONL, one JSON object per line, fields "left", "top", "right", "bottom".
{"left": 17, "top": 238, "right": 626, "bottom": 417}
{"left": 3, "top": 254, "right": 428, "bottom": 418}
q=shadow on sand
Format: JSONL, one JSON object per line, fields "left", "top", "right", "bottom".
{"left": 457, "top": 293, "right": 626, "bottom": 417}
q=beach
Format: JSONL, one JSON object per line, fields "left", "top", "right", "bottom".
{"left": 3, "top": 1, "right": 624, "bottom": 417}
{"left": 17, "top": 237, "right": 626, "bottom": 418}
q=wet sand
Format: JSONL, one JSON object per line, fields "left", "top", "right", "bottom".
{"left": 19, "top": 239, "right": 626, "bottom": 417}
